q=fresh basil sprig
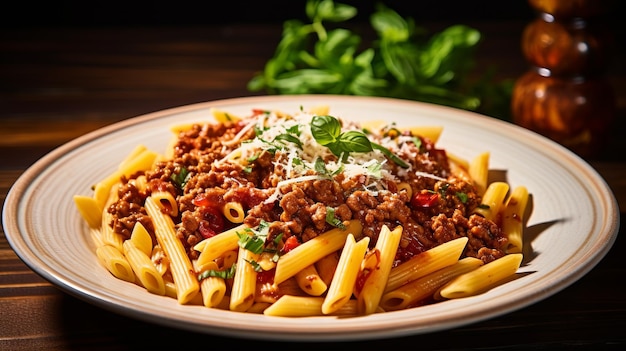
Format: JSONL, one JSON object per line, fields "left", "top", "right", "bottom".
{"left": 247, "top": 0, "right": 511, "bottom": 119}
{"left": 311, "top": 115, "right": 408, "bottom": 168}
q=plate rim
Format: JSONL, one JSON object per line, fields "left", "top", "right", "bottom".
{"left": 2, "top": 94, "right": 620, "bottom": 341}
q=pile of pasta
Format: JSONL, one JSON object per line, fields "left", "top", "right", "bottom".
{"left": 74, "top": 105, "right": 530, "bottom": 317}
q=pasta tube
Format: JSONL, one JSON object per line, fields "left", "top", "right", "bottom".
{"left": 385, "top": 236, "right": 468, "bottom": 293}
{"left": 469, "top": 151, "right": 489, "bottom": 195}
{"left": 357, "top": 225, "right": 402, "bottom": 315}
{"left": 145, "top": 196, "right": 199, "bottom": 304}
{"left": 122, "top": 240, "right": 166, "bottom": 295}
{"left": 437, "top": 253, "right": 523, "bottom": 299}
{"left": 194, "top": 224, "right": 247, "bottom": 267}
{"left": 196, "top": 261, "right": 227, "bottom": 308}
{"left": 473, "top": 181, "right": 510, "bottom": 221}
{"left": 264, "top": 295, "right": 362, "bottom": 317}
{"left": 95, "top": 244, "right": 135, "bottom": 283}
{"left": 273, "top": 220, "right": 363, "bottom": 285}
{"left": 322, "top": 234, "right": 370, "bottom": 314}
{"left": 502, "top": 186, "right": 530, "bottom": 253}
{"left": 380, "top": 257, "right": 483, "bottom": 311}
{"left": 295, "top": 264, "right": 328, "bottom": 297}
{"left": 230, "top": 244, "right": 260, "bottom": 312}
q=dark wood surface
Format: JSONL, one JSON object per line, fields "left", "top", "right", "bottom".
{"left": 1, "top": 9, "right": 625, "bottom": 350}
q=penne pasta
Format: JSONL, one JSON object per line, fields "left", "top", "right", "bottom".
{"left": 130, "top": 222, "right": 153, "bottom": 257}
{"left": 73, "top": 195, "right": 103, "bottom": 229}
{"left": 357, "top": 225, "right": 402, "bottom": 315}
{"left": 223, "top": 201, "right": 245, "bottom": 223}
{"left": 210, "top": 107, "right": 241, "bottom": 123}
{"left": 123, "top": 240, "right": 166, "bottom": 295}
{"left": 469, "top": 151, "right": 490, "bottom": 196}
{"left": 322, "top": 234, "right": 369, "bottom": 314}
{"left": 95, "top": 244, "right": 135, "bottom": 283}
{"left": 380, "top": 257, "right": 483, "bottom": 311}
{"left": 502, "top": 186, "right": 530, "bottom": 254}
{"left": 385, "top": 237, "right": 468, "bottom": 293}
{"left": 473, "top": 181, "right": 510, "bottom": 221}
{"left": 437, "top": 253, "right": 523, "bottom": 299}
{"left": 264, "top": 295, "right": 363, "bottom": 317}
{"left": 230, "top": 244, "right": 260, "bottom": 312}
{"left": 295, "top": 264, "right": 328, "bottom": 297}
{"left": 194, "top": 224, "right": 247, "bottom": 267}
{"left": 273, "top": 220, "right": 363, "bottom": 285}
{"left": 196, "top": 261, "right": 227, "bottom": 308}
{"left": 406, "top": 126, "right": 444, "bottom": 143}
{"left": 145, "top": 196, "right": 199, "bottom": 304}
{"left": 315, "top": 251, "right": 340, "bottom": 286}
{"left": 151, "top": 190, "right": 179, "bottom": 218}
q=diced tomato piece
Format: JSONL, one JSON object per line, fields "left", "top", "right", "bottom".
{"left": 281, "top": 235, "right": 300, "bottom": 254}
{"left": 411, "top": 192, "right": 439, "bottom": 208}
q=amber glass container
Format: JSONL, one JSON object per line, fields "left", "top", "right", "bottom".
{"left": 511, "top": 0, "right": 615, "bottom": 158}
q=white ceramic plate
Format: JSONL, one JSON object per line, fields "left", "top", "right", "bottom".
{"left": 3, "top": 95, "right": 620, "bottom": 341}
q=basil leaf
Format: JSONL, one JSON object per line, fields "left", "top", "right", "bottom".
{"left": 371, "top": 142, "right": 409, "bottom": 168}
{"left": 311, "top": 115, "right": 341, "bottom": 145}
{"left": 337, "top": 130, "right": 373, "bottom": 153}
{"left": 273, "top": 133, "right": 303, "bottom": 149}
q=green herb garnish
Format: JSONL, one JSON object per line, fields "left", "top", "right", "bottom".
{"left": 247, "top": 0, "right": 512, "bottom": 119}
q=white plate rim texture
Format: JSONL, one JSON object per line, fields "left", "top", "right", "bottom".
{"left": 2, "top": 95, "right": 620, "bottom": 341}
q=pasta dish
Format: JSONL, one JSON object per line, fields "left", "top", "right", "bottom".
{"left": 74, "top": 105, "right": 529, "bottom": 316}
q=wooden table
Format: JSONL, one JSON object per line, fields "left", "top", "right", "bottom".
{"left": 2, "top": 18, "right": 625, "bottom": 349}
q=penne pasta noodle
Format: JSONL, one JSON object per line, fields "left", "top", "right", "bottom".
{"left": 502, "top": 186, "right": 530, "bottom": 254}
{"left": 264, "top": 295, "right": 363, "bottom": 317}
{"left": 230, "top": 244, "right": 260, "bottom": 312}
{"left": 95, "top": 244, "right": 136, "bottom": 283}
{"left": 468, "top": 151, "right": 490, "bottom": 196}
{"left": 122, "top": 240, "right": 166, "bottom": 295}
{"left": 151, "top": 244, "right": 170, "bottom": 276}
{"left": 117, "top": 144, "right": 148, "bottom": 171}
{"left": 315, "top": 251, "right": 340, "bottom": 286}
{"left": 210, "top": 107, "right": 241, "bottom": 123}
{"left": 396, "top": 182, "right": 413, "bottom": 199}
{"left": 437, "top": 253, "right": 523, "bottom": 299}
{"left": 223, "top": 201, "right": 245, "bottom": 223}
{"left": 273, "top": 220, "right": 363, "bottom": 285}
{"left": 194, "top": 224, "right": 247, "bottom": 266}
{"left": 385, "top": 237, "right": 468, "bottom": 293}
{"left": 380, "top": 257, "right": 483, "bottom": 311}
{"left": 196, "top": 261, "right": 227, "bottom": 308}
{"left": 322, "top": 234, "right": 369, "bottom": 314}
{"left": 145, "top": 196, "right": 199, "bottom": 304}
{"left": 406, "top": 126, "right": 444, "bottom": 143}
{"left": 357, "top": 225, "right": 402, "bottom": 315}
{"left": 93, "top": 148, "right": 158, "bottom": 210}
{"left": 295, "top": 264, "right": 328, "bottom": 297}
{"left": 130, "top": 222, "right": 153, "bottom": 257}
{"left": 73, "top": 195, "right": 103, "bottom": 229}
{"left": 151, "top": 190, "right": 179, "bottom": 218}
{"left": 473, "top": 181, "right": 510, "bottom": 221}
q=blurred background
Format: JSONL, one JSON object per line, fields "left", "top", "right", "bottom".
{"left": 3, "top": 1, "right": 537, "bottom": 27}
{"left": 1, "top": 0, "right": 624, "bottom": 165}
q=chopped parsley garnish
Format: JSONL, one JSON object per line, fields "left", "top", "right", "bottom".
{"left": 197, "top": 264, "right": 236, "bottom": 281}
{"left": 236, "top": 220, "right": 270, "bottom": 254}
{"left": 325, "top": 206, "right": 346, "bottom": 230}
{"left": 170, "top": 167, "right": 190, "bottom": 190}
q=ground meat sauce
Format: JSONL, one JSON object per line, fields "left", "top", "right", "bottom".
{"left": 106, "top": 108, "right": 508, "bottom": 270}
